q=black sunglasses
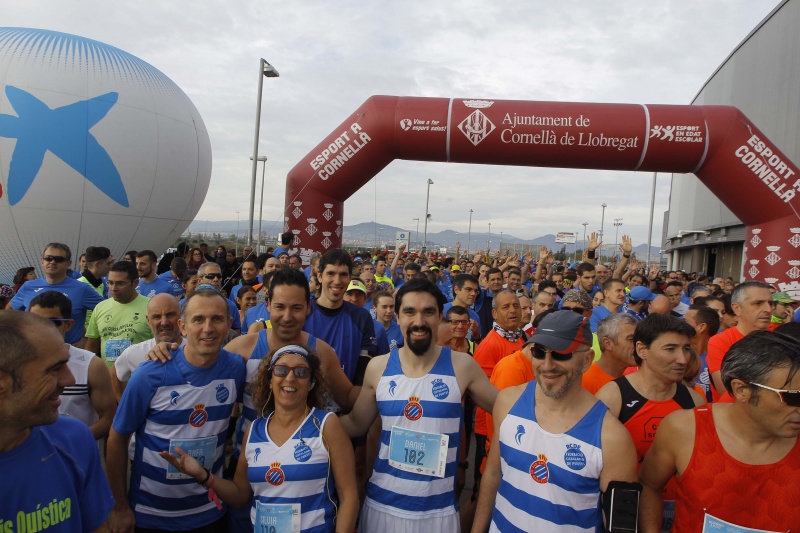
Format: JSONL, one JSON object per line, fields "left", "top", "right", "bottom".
{"left": 272, "top": 364, "right": 311, "bottom": 379}
{"left": 202, "top": 273, "right": 223, "bottom": 280}
{"left": 42, "top": 255, "right": 68, "bottom": 263}
{"left": 531, "top": 344, "right": 580, "bottom": 362}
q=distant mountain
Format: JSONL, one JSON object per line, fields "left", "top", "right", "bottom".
{"left": 185, "top": 219, "right": 660, "bottom": 257}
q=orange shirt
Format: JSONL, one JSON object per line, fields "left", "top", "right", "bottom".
{"left": 674, "top": 406, "right": 800, "bottom": 530}
{"left": 581, "top": 361, "right": 615, "bottom": 395}
{"left": 706, "top": 327, "right": 744, "bottom": 402}
{"left": 473, "top": 330, "right": 525, "bottom": 436}
{"left": 481, "top": 350, "right": 534, "bottom": 473}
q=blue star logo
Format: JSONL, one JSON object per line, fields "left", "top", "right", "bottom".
{"left": 0, "top": 85, "right": 128, "bottom": 206}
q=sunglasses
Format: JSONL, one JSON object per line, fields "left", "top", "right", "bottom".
{"left": 449, "top": 319, "right": 470, "bottom": 325}
{"left": 747, "top": 381, "right": 800, "bottom": 407}
{"left": 531, "top": 344, "right": 584, "bottom": 362}
{"left": 272, "top": 364, "right": 311, "bottom": 379}
{"left": 42, "top": 255, "right": 68, "bottom": 263}
{"left": 202, "top": 273, "right": 223, "bottom": 280}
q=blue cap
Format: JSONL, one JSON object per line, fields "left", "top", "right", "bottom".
{"left": 628, "top": 286, "right": 656, "bottom": 302}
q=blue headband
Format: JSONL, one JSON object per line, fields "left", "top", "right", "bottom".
{"left": 268, "top": 345, "right": 311, "bottom": 369}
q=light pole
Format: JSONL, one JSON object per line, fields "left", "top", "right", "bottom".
{"left": 500, "top": 231, "right": 503, "bottom": 252}
{"left": 423, "top": 179, "right": 434, "bottom": 250}
{"left": 413, "top": 218, "right": 420, "bottom": 250}
{"left": 467, "top": 209, "right": 473, "bottom": 256}
{"left": 599, "top": 203, "right": 607, "bottom": 261}
{"left": 379, "top": 227, "right": 383, "bottom": 249}
{"left": 248, "top": 58, "right": 279, "bottom": 247}
{"left": 250, "top": 155, "right": 268, "bottom": 251}
{"left": 487, "top": 222, "right": 492, "bottom": 249}
{"left": 235, "top": 211, "right": 241, "bottom": 256}
{"left": 613, "top": 218, "right": 623, "bottom": 260}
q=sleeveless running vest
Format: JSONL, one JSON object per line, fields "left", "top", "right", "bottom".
{"left": 60, "top": 345, "right": 98, "bottom": 427}
{"left": 366, "top": 347, "right": 462, "bottom": 519}
{"left": 491, "top": 382, "right": 606, "bottom": 532}
{"left": 246, "top": 408, "right": 337, "bottom": 533}
{"left": 673, "top": 406, "right": 800, "bottom": 531}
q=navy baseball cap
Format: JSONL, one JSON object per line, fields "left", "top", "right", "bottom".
{"left": 525, "top": 310, "right": 592, "bottom": 353}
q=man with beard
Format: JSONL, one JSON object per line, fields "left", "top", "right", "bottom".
{"left": 135, "top": 250, "right": 173, "bottom": 298}
{"left": 473, "top": 311, "right": 637, "bottom": 531}
{"left": 340, "top": 278, "right": 498, "bottom": 533}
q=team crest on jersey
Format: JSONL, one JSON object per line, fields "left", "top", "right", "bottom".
{"left": 216, "top": 383, "right": 230, "bottom": 403}
{"left": 530, "top": 454, "right": 549, "bottom": 484}
{"left": 189, "top": 404, "right": 208, "bottom": 427}
{"left": 564, "top": 443, "right": 587, "bottom": 471}
{"left": 266, "top": 462, "right": 285, "bottom": 485}
{"left": 294, "top": 441, "right": 312, "bottom": 462}
{"left": 404, "top": 396, "right": 423, "bottom": 421}
{"left": 431, "top": 378, "right": 449, "bottom": 400}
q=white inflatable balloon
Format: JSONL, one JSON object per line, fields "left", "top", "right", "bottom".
{"left": 0, "top": 28, "right": 211, "bottom": 282}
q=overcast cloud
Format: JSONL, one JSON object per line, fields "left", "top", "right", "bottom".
{"left": 3, "top": 0, "right": 782, "bottom": 249}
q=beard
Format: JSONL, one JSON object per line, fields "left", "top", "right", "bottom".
{"left": 406, "top": 325, "right": 433, "bottom": 356}
{"left": 534, "top": 367, "right": 582, "bottom": 399}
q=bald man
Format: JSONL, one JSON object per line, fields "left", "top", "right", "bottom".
{"left": 110, "top": 293, "right": 186, "bottom": 400}
{"left": 649, "top": 294, "right": 671, "bottom": 315}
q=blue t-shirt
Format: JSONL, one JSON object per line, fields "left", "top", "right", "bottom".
{"left": 158, "top": 270, "right": 185, "bottom": 298}
{"left": 377, "top": 320, "right": 404, "bottom": 352}
{"left": 273, "top": 246, "right": 288, "bottom": 258}
{"left": 243, "top": 302, "right": 270, "bottom": 332}
{"left": 136, "top": 277, "right": 174, "bottom": 298}
{"left": 228, "top": 282, "right": 258, "bottom": 303}
{"left": 0, "top": 416, "right": 114, "bottom": 532}
{"left": 372, "top": 320, "right": 391, "bottom": 355}
{"left": 304, "top": 300, "right": 376, "bottom": 382}
{"left": 589, "top": 305, "right": 618, "bottom": 332}
{"left": 438, "top": 279, "right": 454, "bottom": 302}
{"left": 113, "top": 348, "right": 246, "bottom": 530}
{"left": 11, "top": 277, "right": 104, "bottom": 344}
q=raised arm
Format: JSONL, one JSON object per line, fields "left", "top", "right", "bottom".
{"left": 613, "top": 235, "right": 632, "bottom": 279}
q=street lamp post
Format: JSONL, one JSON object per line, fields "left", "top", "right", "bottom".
{"left": 379, "top": 227, "right": 383, "bottom": 249}
{"left": 413, "top": 218, "right": 420, "bottom": 250}
{"left": 500, "top": 231, "right": 503, "bottom": 252}
{"left": 582, "top": 222, "right": 589, "bottom": 253}
{"left": 613, "top": 218, "right": 623, "bottom": 260}
{"left": 423, "top": 179, "right": 434, "bottom": 250}
{"left": 599, "top": 203, "right": 607, "bottom": 261}
{"left": 467, "top": 209, "right": 473, "bottom": 256}
{"left": 248, "top": 58, "right": 279, "bottom": 247}
{"left": 250, "top": 155, "right": 268, "bottom": 251}
{"left": 488, "top": 222, "right": 492, "bottom": 249}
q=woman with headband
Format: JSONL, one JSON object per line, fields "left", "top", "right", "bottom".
{"left": 160, "top": 344, "right": 358, "bottom": 533}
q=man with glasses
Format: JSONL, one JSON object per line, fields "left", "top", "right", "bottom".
{"left": 85, "top": 261, "right": 153, "bottom": 368}
{"left": 596, "top": 314, "right": 705, "bottom": 531}
{"left": 444, "top": 274, "right": 482, "bottom": 341}
{"left": 640, "top": 331, "right": 800, "bottom": 531}
{"left": 10, "top": 242, "right": 104, "bottom": 346}
{"left": 473, "top": 310, "right": 638, "bottom": 531}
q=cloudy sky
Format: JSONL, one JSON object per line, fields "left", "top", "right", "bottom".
{"left": 4, "top": 0, "right": 782, "bottom": 249}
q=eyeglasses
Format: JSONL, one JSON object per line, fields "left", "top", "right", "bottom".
{"left": 272, "top": 364, "right": 311, "bottom": 379}
{"left": 564, "top": 306, "right": 588, "bottom": 315}
{"left": 532, "top": 345, "right": 592, "bottom": 362}
{"left": 42, "top": 255, "right": 68, "bottom": 263}
{"left": 747, "top": 381, "right": 800, "bottom": 407}
{"left": 531, "top": 344, "right": 585, "bottom": 362}
{"left": 202, "top": 273, "right": 223, "bottom": 280}
{"left": 449, "top": 319, "right": 470, "bottom": 325}
{"left": 47, "top": 318, "right": 71, "bottom": 325}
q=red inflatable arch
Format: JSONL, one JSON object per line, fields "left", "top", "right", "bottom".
{"left": 285, "top": 96, "right": 800, "bottom": 296}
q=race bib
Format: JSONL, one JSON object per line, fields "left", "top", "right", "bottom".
{"left": 167, "top": 436, "right": 217, "bottom": 479}
{"left": 388, "top": 426, "right": 449, "bottom": 478}
{"left": 104, "top": 338, "right": 131, "bottom": 362}
{"left": 254, "top": 502, "right": 300, "bottom": 533}
{"left": 702, "top": 513, "right": 783, "bottom": 533}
